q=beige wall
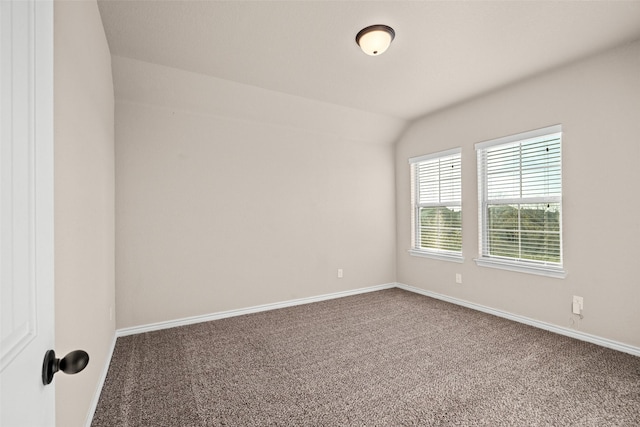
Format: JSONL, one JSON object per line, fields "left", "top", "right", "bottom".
{"left": 396, "top": 40, "right": 640, "bottom": 348}
{"left": 114, "top": 58, "right": 401, "bottom": 329}
{"left": 54, "top": 1, "right": 115, "bottom": 426}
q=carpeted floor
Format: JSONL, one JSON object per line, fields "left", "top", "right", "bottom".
{"left": 91, "top": 288, "right": 640, "bottom": 426}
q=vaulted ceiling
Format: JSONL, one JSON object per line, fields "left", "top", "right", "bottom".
{"left": 98, "top": 1, "right": 640, "bottom": 121}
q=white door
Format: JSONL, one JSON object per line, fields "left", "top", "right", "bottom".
{"left": 1, "top": 0, "right": 56, "bottom": 426}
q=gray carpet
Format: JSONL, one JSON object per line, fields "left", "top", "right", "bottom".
{"left": 91, "top": 288, "right": 640, "bottom": 426}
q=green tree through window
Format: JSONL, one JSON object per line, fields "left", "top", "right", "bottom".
{"left": 487, "top": 204, "right": 560, "bottom": 262}
{"left": 420, "top": 206, "right": 462, "bottom": 252}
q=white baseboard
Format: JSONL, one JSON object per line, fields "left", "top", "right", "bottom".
{"left": 116, "top": 283, "right": 396, "bottom": 337}
{"left": 85, "top": 332, "right": 117, "bottom": 427}
{"left": 395, "top": 282, "right": 640, "bottom": 357}
{"left": 115, "top": 282, "right": 640, "bottom": 357}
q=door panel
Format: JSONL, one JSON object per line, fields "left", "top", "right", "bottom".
{"left": 1, "top": 0, "right": 55, "bottom": 425}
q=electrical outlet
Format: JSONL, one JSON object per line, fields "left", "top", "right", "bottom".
{"left": 572, "top": 296, "right": 583, "bottom": 315}
{"left": 455, "top": 273, "right": 462, "bottom": 284}
{"left": 337, "top": 269, "right": 343, "bottom": 279}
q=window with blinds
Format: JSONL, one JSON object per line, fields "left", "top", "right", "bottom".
{"left": 475, "top": 125, "right": 565, "bottom": 278}
{"left": 409, "top": 148, "right": 462, "bottom": 262}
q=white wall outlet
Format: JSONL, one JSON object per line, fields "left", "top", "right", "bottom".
{"left": 337, "top": 268, "right": 343, "bottom": 279}
{"left": 455, "top": 273, "right": 462, "bottom": 284}
{"left": 572, "top": 296, "right": 583, "bottom": 315}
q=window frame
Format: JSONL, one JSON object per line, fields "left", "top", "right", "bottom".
{"left": 409, "top": 147, "right": 464, "bottom": 263}
{"left": 475, "top": 125, "right": 566, "bottom": 278}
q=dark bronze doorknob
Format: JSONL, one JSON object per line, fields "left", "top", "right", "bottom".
{"left": 42, "top": 349, "right": 89, "bottom": 385}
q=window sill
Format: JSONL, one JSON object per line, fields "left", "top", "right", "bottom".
{"left": 474, "top": 257, "right": 567, "bottom": 279}
{"left": 409, "top": 249, "right": 464, "bottom": 263}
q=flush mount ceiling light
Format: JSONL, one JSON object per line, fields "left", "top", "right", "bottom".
{"left": 355, "top": 24, "right": 395, "bottom": 56}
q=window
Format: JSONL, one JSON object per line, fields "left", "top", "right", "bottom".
{"left": 475, "top": 125, "right": 565, "bottom": 278}
{"left": 409, "top": 148, "right": 462, "bottom": 262}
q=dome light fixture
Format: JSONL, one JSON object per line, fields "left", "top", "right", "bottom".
{"left": 355, "top": 24, "right": 395, "bottom": 56}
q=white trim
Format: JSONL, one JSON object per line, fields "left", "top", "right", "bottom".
{"left": 395, "top": 282, "right": 640, "bottom": 357}
{"left": 474, "top": 125, "right": 562, "bottom": 151}
{"left": 408, "top": 147, "right": 461, "bottom": 164}
{"left": 116, "top": 284, "right": 396, "bottom": 337}
{"left": 474, "top": 257, "right": 567, "bottom": 279}
{"left": 485, "top": 196, "right": 561, "bottom": 205}
{"left": 409, "top": 249, "right": 464, "bottom": 263}
{"left": 84, "top": 333, "right": 117, "bottom": 427}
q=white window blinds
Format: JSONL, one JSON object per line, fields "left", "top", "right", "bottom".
{"left": 476, "top": 125, "right": 564, "bottom": 275}
{"left": 410, "top": 148, "right": 462, "bottom": 259}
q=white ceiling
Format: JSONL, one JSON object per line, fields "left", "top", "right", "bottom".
{"left": 97, "top": 1, "right": 640, "bottom": 121}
